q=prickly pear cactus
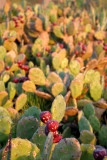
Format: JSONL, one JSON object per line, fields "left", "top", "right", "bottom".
{"left": 0, "top": 115, "right": 12, "bottom": 142}
{"left": 69, "top": 60, "right": 80, "bottom": 76}
{"left": 0, "top": 107, "right": 10, "bottom": 117}
{"left": 0, "top": 91, "right": 8, "bottom": 106}
{"left": 51, "top": 82, "right": 67, "bottom": 97}
{"left": 15, "top": 93, "right": 27, "bottom": 111}
{"left": 95, "top": 44, "right": 103, "bottom": 56}
{"left": 61, "top": 58, "right": 68, "bottom": 69}
{"left": 80, "top": 144, "right": 95, "bottom": 160}
{"left": 3, "top": 100, "right": 13, "bottom": 109}
{"left": 88, "top": 115, "right": 100, "bottom": 132}
{"left": 80, "top": 130, "right": 96, "bottom": 145}
{"left": 42, "top": 132, "right": 53, "bottom": 160}
{"left": 8, "top": 82, "right": 16, "bottom": 100}
{"left": 51, "top": 138, "right": 81, "bottom": 160}
{"left": 98, "top": 125, "right": 107, "bottom": 148}
{"left": 67, "top": 21, "right": 75, "bottom": 36}
{"left": 3, "top": 138, "right": 41, "bottom": 160}
{"left": 21, "top": 106, "right": 41, "bottom": 121}
{"left": 31, "top": 125, "right": 47, "bottom": 154}
{"left": 78, "top": 116, "right": 93, "bottom": 133}
{"left": 70, "top": 78, "right": 83, "bottom": 99}
{"left": 0, "top": 81, "right": 5, "bottom": 92}
{"left": 51, "top": 95, "right": 66, "bottom": 123}
{"left": 22, "top": 80, "right": 36, "bottom": 93}
{"left": 17, "top": 116, "right": 40, "bottom": 140}
{"left": 0, "top": 46, "right": 6, "bottom": 60}
{"left": 90, "top": 80, "right": 103, "bottom": 101}
{"left": 83, "top": 103, "right": 95, "bottom": 119}
{"left": 84, "top": 70, "right": 100, "bottom": 84}
{"left": 29, "top": 68, "right": 46, "bottom": 86}
{"left": 52, "top": 55, "right": 60, "bottom": 70}
{"left": 46, "top": 72, "right": 62, "bottom": 87}
{"left": 53, "top": 26, "right": 63, "bottom": 39}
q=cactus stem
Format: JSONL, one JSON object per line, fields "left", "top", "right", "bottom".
{"left": 73, "top": 98, "right": 77, "bottom": 108}
{"left": 34, "top": 90, "right": 53, "bottom": 100}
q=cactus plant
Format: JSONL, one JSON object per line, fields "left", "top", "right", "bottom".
{"left": 22, "top": 80, "right": 36, "bottom": 93}
{"left": 8, "top": 82, "right": 16, "bottom": 100}
{"left": 3, "top": 100, "right": 13, "bottom": 109}
{"left": 0, "top": 81, "right": 5, "bottom": 92}
{"left": 0, "top": 91, "right": 8, "bottom": 106}
{"left": 83, "top": 103, "right": 95, "bottom": 119}
{"left": 3, "top": 138, "right": 41, "bottom": 160}
{"left": 0, "top": 115, "right": 12, "bottom": 142}
{"left": 0, "top": 106, "right": 10, "bottom": 117}
{"left": 42, "top": 132, "right": 53, "bottom": 160}
{"left": 0, "top": 46, "right": 6, "bottom": 60}
{"left": 31, "top": 125, "right": 47, "bottom": 154}
{"left": 17, "top": 116, "right": 40, "bottom": 140}
{"left": 53, "top": 26, "right": 63, "bottom": 39}
{"left": 78, "top": 116, "right": 93, "bottom": 133}
{"left": 69, "top": 60, "right": 80, "bottom": 76}
{"left": 88, "top": 115, "right": 100, "bottom": 132}
{"left": 51, "top": 138, "right": 81, "bottom": 160}
{"left": 51, "top": 95, "right": 66, "bottom": 123}
{"left": 21, "top": 106, "right": 41, "bottom": 121}
{"left": 29, "top": 68, "right": 46, "bottom": 86}
{"left": 67, "top": 21, "right": 75, "bottom": 36}
{"left": 15, "top": 93, "right": 27, "bottom": 111}
{"left": 98, "top": 125, "right": 107, "bottom": 148}
{"left": 80, "top": 130, "right": 96, "bottom": 145}
{"left": 51, "top": 82, "right": 67, "bottom": 97}
{"left": 80, "top": 144, "right": 95, "bottom": 160}
{"left": 0, "top": 60, "right": 5, "bottom": 73}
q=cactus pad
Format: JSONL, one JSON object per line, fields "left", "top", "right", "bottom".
{"left": 51, "top": 95, "right": 66, "bottom": 123}
{"left": 17, "top": 116, "right": 40, "bottom": 140}
{"left": 15, "top": 93, "right": 27, "bottom": 111}
{"left": 22, "top": 80, "right": 36, "bottom": 93}
{"left": 88, "top": 115, "right": 100, "bottom": 132}
{"left": 83, "top": 103, "right": 95, "bottom": 119}
{"left": 98, "top": 125, "right": 107, "bottom": 148}
{"left": 51, "top": 138, "right": 81, "bottom": 160}
{"left": 29, "top": 68, "right": 46, "bottom": 86}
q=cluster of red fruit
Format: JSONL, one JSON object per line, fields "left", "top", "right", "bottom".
{"left": 40, "top": 111, "right": 63, "bottom": 143}
{"left": 17, "top": 61, "right": 29, "bottom": 71}
{"left": 74, "top": 42, "right": 87, "bottom": 55}
{"left": 13, "top": 77, "right": 29, "bottom": 83}
{"left": 12, "top": 15, "right": 24, "bottom": 28}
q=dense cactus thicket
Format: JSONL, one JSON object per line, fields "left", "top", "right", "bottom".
{"left": 0, "top": 0, "right": 107, "bottom": 160}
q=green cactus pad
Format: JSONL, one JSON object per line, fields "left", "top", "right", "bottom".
{"left": 53, "top": 26, "right": 63, "bottom": 39}
{"left": 22, "top": 80, "right": 36, "bottom": 93}
{"left": 98, "top": 125, "right": 107, "bottom": 148}
{"left": 50, "top": 14, "right": 57, "bottom": 23}
{"left": 83, "top": 103, "right": 95, "bottom": 119}
{"left": 77, "top": 99, "right": 92, "bottom": 109}
{"left": 0, "top": 91, "right": 8, "bottom": 106}
{"left": 85, "top": 24, "right": 92, "bottom": 33}
{"left": 3, "top": 99, "right": 13, "bottom": 109}
{"left": 70, "top": 79, "right": 83, "bottom": 99}
{"left": 80, "top": 144, "right": 95, "bottom": 160}
{"left": 3, "top": 138, "right": 41, "bottom": 160}
{"left": 52, "top": 55, "right": 60, "bottom": 70}
{"left": 17, "top": 116, "right": 40, "bottom": 140}
{"left": 0, "top": 106, "right": 10, "bottom": 117}
{"left": 42, "top": 132, "right": 53, "bottom": 160}
{"left": 0, "top": 115, "right": 12, "bottom": 142}
{"left": 8, "top": 82, "right": 16, "bottom": 100}
{"left": 0, "top": 81, "right": 5, "bottom": 92}
{"left": 69, "top": 60, "right": 80, "bottom": 76}
{"left": 88, "top": 115, "right": 100, "bottom": 132}
{"left": 95, "top": 44, "right": 103, "bottom": 56}
{"left": 31, "top": 125, "right": 47, "bottom": 154}
{"left": 51, "top": 95, "right": 66, "bottom": 123}
{"left": 15, "top": 93, "right": 27, "bottom": 111}
{"left": 46, "top": 72, "right": 62, "bottom": 86}
{"left": 29, "top": 68, "right": 46, "bottom": 85}
{"left": 0, "top": 46, "right": 6, "bottom": 60}
{"left": 51, "top": 138, "right": 81, "bottom": 160}
{"left": 61, "top": 58, "right": 68, "bottom": 69}
{"left": 21, "top": 106, "right": 41, "bottom": 121}
{"left": 84, "top": 70, "right": 100, "bottom": 84}
{"left": 7, "top": 107, "right": 19, "bottom": 121}
{"left": 90, "top": 80, "right": 103, "bottom": 101}
{"left": 67, "top": 22, "right": 75, "bottom": 36}
{"left": 1, "top": 72, "right": 10, "bottom": 83}
{"left": 78, "top": 116, "right": 93, "bottom": 133}
{"left": 51, "top": 82, "right": 67, "bottom": 97}
{"left": 80, "top": 130, "right": 96, "bottom": 145}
